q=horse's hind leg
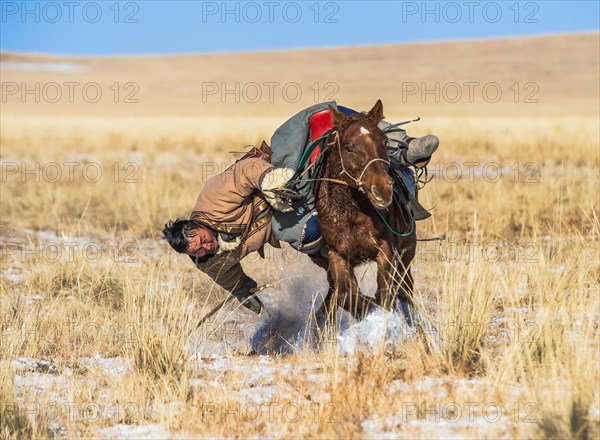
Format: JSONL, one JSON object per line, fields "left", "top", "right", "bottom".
{"left": 328, "top": 251, "right": 373, "bottom": 320}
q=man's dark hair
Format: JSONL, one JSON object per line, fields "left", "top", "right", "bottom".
{"left": 162, "top": 219, "right": 199, "bottom": 253}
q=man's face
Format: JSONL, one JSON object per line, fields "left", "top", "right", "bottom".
{"left": 186, "top": 226, "right": 218, "bottom": 257}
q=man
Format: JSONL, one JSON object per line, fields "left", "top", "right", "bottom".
{"left": 163, "top": 158, "right": 288, "bottom": 314}
{"left": 163, "top": 102, "right": 439, "bottom": 315}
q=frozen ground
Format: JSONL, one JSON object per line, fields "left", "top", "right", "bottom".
{"left": 3, "top": 233, "right": 597, "bottom": 438}
{"left": 8, "top": 352, "right": 536, "bottom": 439}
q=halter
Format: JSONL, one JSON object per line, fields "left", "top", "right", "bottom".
{"left": 329, "top": 130, "right": 391, "bottom": 193}
{"left": 330, "top": 128, "right": 417, "bottom": 237}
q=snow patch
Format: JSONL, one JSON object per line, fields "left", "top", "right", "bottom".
{"left": 78, "top": 355, "right": 132, "bottom": 376}
{"left": 337, "top": 309, "right": 416, "bottom": 355}
{"left": 96, "top": 423, "right": 173, "bottom": 439}
{"left": 2, "top": 62, "right": 90, "bottom": 73}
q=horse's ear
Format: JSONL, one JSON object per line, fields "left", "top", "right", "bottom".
{"left": 367, "top": 99, "right": 384, "bottom": 123}
{"left": 328, "top": 105, "right": 346, "bottom": 128}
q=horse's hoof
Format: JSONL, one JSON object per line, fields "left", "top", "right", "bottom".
{"left": 398, "top": 299, "right": 416, "bottom": 327}
{"left": 314, "top": 310, "right": 334, "bottom": 332}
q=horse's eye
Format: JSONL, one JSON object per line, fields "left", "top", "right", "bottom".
{"left": 344, "top": 144, "right": 354, "bottom": 153}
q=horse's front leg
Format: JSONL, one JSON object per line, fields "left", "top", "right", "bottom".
{"left": 394, "top": 236, "right": 417, "bottom": 325}
{"left": 315, "top": 276, "right": 338, "bottom": 330}
{"left": 375, "top": 238, "right": 395, "bottom": 310}
{"left": 309, "top": 255, "right": 338, "bottom": 330}
{"left": 395, "top": 237, "right": 416, "bottom": 303}
{"left": 328, "top": 250, "right": 373, "bottom": 319}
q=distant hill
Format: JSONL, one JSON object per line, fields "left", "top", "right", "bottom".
{"left": 1, "top": 32, "right": 598, "bottom": 118}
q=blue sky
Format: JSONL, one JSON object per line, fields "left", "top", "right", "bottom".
{"left": 1, "top": 1, "right": 598, "bottom": 55}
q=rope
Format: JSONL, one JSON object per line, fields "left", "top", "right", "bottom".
{"left": 417, "top": 234, "right": 447, "bottom": 242}
{"left": 284, "top": 133, "right": 331, "bottom": 189}
{"left": 289, "top": 177, "right": 353, "bottom": 187}
{"left": 415, "top": 166, "right": 433, "bottom": 190}
{"left": 375, "top": 197, "right": 415, "bottom": 237}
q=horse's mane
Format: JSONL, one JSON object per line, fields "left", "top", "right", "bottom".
{"left": 334, "top": 111, "right": 373, "bottom": 131}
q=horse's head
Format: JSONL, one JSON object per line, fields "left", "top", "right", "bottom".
{"left": 328, "top": 99, "right": 392, "bottom": 209}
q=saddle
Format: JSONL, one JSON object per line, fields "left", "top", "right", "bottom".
{"left": 231, "top": 108, "right": 334, "bottom": 166}
{"left": 305, "top": 106, "right": 357, "bottom": 164}
{"left": 230, "top": 108, "right": 336, "bottom": 172}
{"left": 308, "top": 109, "right": 335, "bottom": 164}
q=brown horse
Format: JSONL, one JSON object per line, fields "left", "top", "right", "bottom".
{"left": 310, "top": 100, "right": 417, "bottom": 326}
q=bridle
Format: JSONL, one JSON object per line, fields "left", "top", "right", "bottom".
{"left": 329, "top": 126, "right": 417, "bottom": 237}
{"left": 329, "top": 129, "right": 391, "bottom": 194}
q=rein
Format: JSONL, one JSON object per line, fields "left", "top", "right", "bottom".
{"left": 375, "top": 197, "right": 415, "bottom": 237}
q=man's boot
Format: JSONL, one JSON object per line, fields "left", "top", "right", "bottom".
{"left": 404, "top": 135, "right": 439, "bottom": 168}
{"left": 231, "top": 276, "right": 263, "bottom": 314}
{"left": 378, "top": 120, "right": 439, "bottom": 169}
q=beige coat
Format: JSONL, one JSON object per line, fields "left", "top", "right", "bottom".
{"left": 189, "top": 158, "right": 279, "bottom": 292}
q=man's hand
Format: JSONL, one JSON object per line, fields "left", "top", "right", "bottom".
{"left": 231, "top": 276, "right": 263, "bottom": 314}
{"left": 260, "top": 167, "right": 296, "bottom": 212}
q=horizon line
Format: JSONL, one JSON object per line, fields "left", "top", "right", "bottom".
{"left": 1, "top": 30, "right": 598, "bottom": 59}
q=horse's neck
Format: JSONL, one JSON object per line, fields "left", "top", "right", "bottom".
{"left": 319, "top": 151, "right": 369, "bottom": 212}
{"left": 322, "top": 150, "right": 343, "bottom": 179}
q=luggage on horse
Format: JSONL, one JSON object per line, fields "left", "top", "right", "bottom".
{"left": 244, "top": 102, "right": 431, "bottom": 253}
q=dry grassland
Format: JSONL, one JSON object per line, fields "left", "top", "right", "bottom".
{"left": 1, "top": 33, "right": 599, "bottom": 438}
